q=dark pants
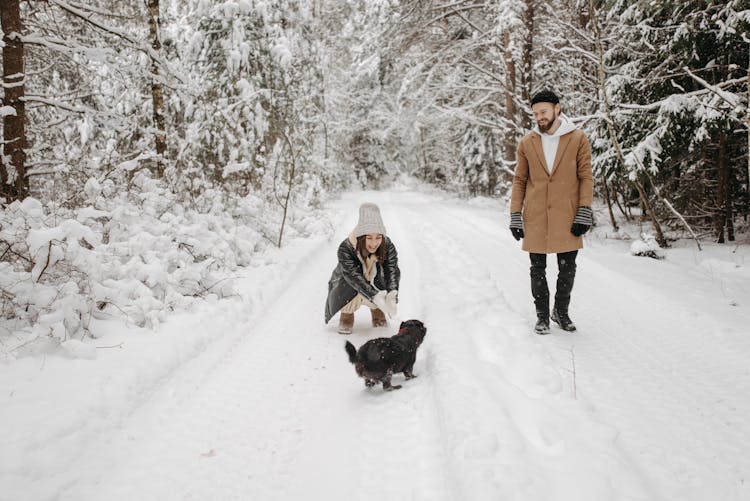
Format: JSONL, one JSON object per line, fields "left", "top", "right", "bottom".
{"left": 529, "top": 250, "right": 578, "bottom": 318}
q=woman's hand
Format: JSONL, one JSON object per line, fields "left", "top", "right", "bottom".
{"left": 372, "top": 290, "right": 388, "bottom": 313}
{"left": 385, "top": 290, "right": 398, "bottom": 317}
{"left": 372, "top": 290, "right": 397, "bottom": 317}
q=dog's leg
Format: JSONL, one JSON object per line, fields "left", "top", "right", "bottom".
{"left": 404, "top": 357, "right": 418, "bottom": 379}
{"left": 382, "top": 369, "right": 402, "bottom": 391}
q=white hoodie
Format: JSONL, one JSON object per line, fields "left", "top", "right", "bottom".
{"left": 532, "top": 113, "right": 577, "bottom": 174}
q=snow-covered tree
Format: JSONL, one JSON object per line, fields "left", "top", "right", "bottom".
{"left": 590, "top": 0, "right": 749, "bottom": 242}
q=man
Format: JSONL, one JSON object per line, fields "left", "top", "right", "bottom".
{"left": 509, "top": 90, "right": 594, "bottom": 335}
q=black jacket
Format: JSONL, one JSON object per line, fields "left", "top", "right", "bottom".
{"left": 324, "top": 236, "right": 400, "bottom": 323}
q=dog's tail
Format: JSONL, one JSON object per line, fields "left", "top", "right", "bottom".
{"left": 344, "top": 341, "right": 358, "bottom": 364}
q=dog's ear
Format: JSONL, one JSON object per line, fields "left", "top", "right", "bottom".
{"left": 401, "top": 319, "right": 424, "bottom": 330}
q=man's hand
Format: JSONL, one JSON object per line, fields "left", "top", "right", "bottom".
{"left": 571, "top": 206, "right": 593, "bottom": 236}
{"left": 509, "top": 212, "right": 524, "bottom": 241}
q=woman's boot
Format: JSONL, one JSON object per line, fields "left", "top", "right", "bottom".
{"left": 371, "top": 308, "right": 387, "bottom": 327}
{"left": 338, "top": 312, "right": 354, "bottom": 334}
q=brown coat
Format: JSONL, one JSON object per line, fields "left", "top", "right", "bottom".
{"left": 510, "top": 128, "right": 594, "bottom": 254}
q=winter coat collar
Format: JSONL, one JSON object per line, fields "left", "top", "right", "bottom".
{"left": 529, "top": 114, "right": 578, "bottom": 175}
{"left": 531, "top": 113, "right": 577, "bottom": 138}
{"left": 348, "top": 232, "right": 378, "bottom": 282}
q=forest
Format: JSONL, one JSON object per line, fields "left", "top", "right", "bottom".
{"left": 1, "top": 1, "right": 748, "bottom": 343}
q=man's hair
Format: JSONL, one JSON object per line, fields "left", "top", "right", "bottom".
{"left": 531, "top": 90, "right": 560, "bottom": 106}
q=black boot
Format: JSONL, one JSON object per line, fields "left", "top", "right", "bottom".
{"left": 534, "top": 315, "right": 551, "bottom": 335}
{"left": 552, "top": 251, "right": 578, "bottom": 332}
{"left": 530, "top": 253, "right": 550, "bottom": 335}
{"left": 551, "top": 309, "right": 576, "bottom": 332}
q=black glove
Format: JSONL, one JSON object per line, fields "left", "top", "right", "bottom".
{"left": 571, "top": 207, "right": 593, "bottom": 236}
{"left": 571, "top": 223, "right": 589, "bottom": 236}
{"left": 509, "top": 212, "right": 524, "bottom": 241}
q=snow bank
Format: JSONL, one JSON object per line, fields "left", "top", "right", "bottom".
{"left": 0, "top": 171, "right": 331, "bottom": 361}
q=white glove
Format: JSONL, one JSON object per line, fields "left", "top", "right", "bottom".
{"left": 385, "top": 290, "right": 398, "bottom": 317}
{"left": 372, "top": 290, "right": 388, "bottom": 313}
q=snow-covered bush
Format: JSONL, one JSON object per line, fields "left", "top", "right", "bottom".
{"left": 0, "top": 171, "right": 329, "bottom": 360}
{"left": 630, "top": 233, "right": 665, "bottom": 260}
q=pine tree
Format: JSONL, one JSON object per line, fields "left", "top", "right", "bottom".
{"left": 601, "top": 0, "right": 748, "bottom": 241}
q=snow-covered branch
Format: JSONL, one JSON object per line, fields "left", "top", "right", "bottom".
{"left": 48, "top": 0, "right": 141, "bottom": 46}
{"left": 683, "top": 67, "right": 741, "bottom": 108}
{"left": 22, "top": 95, "right": 89, "bottom": 114}
{"left": 616, "top": 77, "right": 746, "bottom": 112}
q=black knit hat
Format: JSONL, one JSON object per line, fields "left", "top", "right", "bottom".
{"left": 530, "top": 90, "right": 560, "bottom": 106}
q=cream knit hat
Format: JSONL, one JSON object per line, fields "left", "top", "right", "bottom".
{"left": 353, "top": 203, "right": 387, "bottom": 237}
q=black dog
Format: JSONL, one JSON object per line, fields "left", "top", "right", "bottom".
{"left": 344, "top": 319, "right": 427, "bottom": 391}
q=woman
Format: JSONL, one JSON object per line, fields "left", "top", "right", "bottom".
{"left": 325, "top": 203, "right": 400, "bottom": 334}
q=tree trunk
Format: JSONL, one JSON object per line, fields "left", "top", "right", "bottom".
{"left": 1, "top": 0, "right": 27, "bottom": 201}
{"left": 577, "top": 0, "right": 589, "bottom": 28}
{"left": 726, "top": 203, "right": 735, "bottom": 242}
{"left": 420, "top": 128, "right": 429, "bottom": 179}
{"left": 602, "top": 175, "right": 618, "bottom": 231}
{"left": 609, "top": 180, "right": 628, "bottom": 220}
{"left": 520, "top": 0, "right": 534, "bottom": 131}
{"left": 277, "top": 130, "right": 297, "bottom": 248}
{"left": 502, "top": 30, "right": 517, "bottom": 160}
{"left": 487, "top": 132, "right": 498, "bottom": 195}
{"left": 716, "top": 132, "right": 727, "bottom": 242}
{"left": 147, "top": 0, "right": 167, "bottom": 177}
{"left": 719, "top": 131, "right": 734, "bottom": 241}
{"left": 633, "top": 180, "right": 667, "bottom": 247}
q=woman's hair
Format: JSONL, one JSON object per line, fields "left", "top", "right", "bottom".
{"left": 356, "top": 234, "right": 386, "bottom": 262}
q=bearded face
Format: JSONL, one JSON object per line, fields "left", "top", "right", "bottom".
{"left": 532, "top": 102, "right": 560, "bottom": 133}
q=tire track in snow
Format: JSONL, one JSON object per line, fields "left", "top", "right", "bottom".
{"left": 394, "top": 198, "right": 653, "bottom": 501}
{"left": 61, "top": 253, "right": 341, "bottom": 500}
{"left": 58, "top": 193, "right": 453, "bottom": 501}
{"left": 544, "top": 253, "right": 750, "bottom": 501}
{"left": 339, "top": 192, "right": 455, "bottom": 501}
{"left": 426, "top": 198, "right": 750, "bottom": 500}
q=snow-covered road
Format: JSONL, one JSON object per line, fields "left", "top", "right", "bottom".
{"left": 3, "top": 189, "right": 749, "bottom": 501}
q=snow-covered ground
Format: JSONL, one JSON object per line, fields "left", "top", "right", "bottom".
{"left": 2, "top": 186, "right": 749, "bottom": 501}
